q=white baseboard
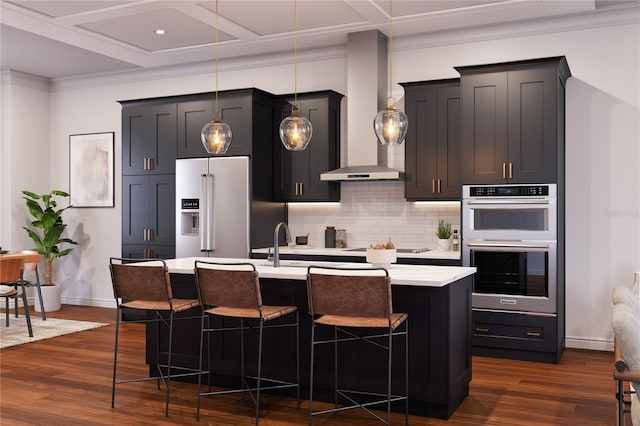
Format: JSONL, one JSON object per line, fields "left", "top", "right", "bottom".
{"left": 60, "top": 296, "right": 116, "bottom": 309}
{"left": 566, "top": 336, "right": 614, "bottom": 352}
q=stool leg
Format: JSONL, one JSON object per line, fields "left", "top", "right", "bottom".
{"left": 387, "top": 326, "right": 393, "bottom": 425}
{"left": 256, "top": 319, "right": 264, "bottom": 425}
{"left": 111, "top": 309, "right": 121, "bottom": 408}
{"left": 5, "top": 297, "right": 9, "bottom": 326}
{"left": 309, "top": 322, "right": 316, "bottom": 425}
{"left": 165, "top": 311, "right": 175, "bottom": 417}
{"left": 241, "top": 318, "right": 246, "bottom": 402}
{"left": 197, "top": 311, "right": 206, "bottom": 421}
{"left": 405, "top": 320, "right": 409, "bottom": 426}
{"left": 334, "top": 326, "right": 338, "bottom": 414}
{"left": 295, "top": 311, "right": 300, "bottom": 412}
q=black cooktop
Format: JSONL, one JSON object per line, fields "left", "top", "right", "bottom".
{"left": 344, "top": 248, "right": 430, "bottom": 254}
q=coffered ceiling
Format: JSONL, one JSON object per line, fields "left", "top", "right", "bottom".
{"left": 0, "top": 0, "right": 636, "bottom": 80}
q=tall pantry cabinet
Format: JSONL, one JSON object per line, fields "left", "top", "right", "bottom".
{"left": 120, "top": 100, "right": 177, "bottom": 259}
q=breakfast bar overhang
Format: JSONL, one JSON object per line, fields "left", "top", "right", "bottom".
{"left": 148, "top": 258, "right": 476, "bottom": 419}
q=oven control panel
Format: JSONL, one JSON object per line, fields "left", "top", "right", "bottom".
{"left": 469, "top": 185, "right": 549, "bottom": 197}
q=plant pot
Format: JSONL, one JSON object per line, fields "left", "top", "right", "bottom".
{"left": 437, "top": 238, "right": 450, "bottom": 252}
{"left": 34, "top": 284, "right": 61, "bottom": 312}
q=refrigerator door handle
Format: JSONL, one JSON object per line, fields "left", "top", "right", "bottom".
{"left": 201, "top": 173, "right": 214, "bottom": 252}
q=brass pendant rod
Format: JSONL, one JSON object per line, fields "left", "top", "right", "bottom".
{"left": 294, "top": 0, "right": 298, "bottom": 110}
{"left": 214, "top": 0, "right": 220, "bottom": 119}
{"left": 388, "top": 0, "right": 393, "bottom": 102}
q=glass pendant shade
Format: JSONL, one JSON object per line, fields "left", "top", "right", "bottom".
{"left": 201, "top": 119, "right": 232, "bottom": 154}
{"left": 374, "top": 104, "right": 408, "bottom": 146}
{"left": 279, "top": 113, "right": 313, "bottom": 151}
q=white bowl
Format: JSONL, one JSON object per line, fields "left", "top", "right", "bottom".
{"left": 366, "top": 248, "right": 397, "bottom": 267}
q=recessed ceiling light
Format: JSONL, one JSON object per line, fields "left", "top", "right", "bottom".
{"left": 155, "top": 29, "right": 166, "bottom": 35}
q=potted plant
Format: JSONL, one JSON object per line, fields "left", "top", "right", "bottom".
{"left": 436, "top": 219, "right": 452, "bottom": 251}
{"left": 22, "top": 190, "right": 78, "bottom": 311}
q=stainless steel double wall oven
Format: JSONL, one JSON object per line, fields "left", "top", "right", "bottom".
{"left": 462, "top": 184, "right": 558, "bottom": 314}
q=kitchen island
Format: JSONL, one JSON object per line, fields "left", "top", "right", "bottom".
{"left": 152, "top": 257, "right": 475, "bottom": 419}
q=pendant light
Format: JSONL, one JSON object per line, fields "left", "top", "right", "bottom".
{"left": 373, "top": 0, "right": 408, "bottom": 146}
{"left": 279, "top": 0, "right": 312, "bottom": 151}
{"left": 201, "top": 0, "right": 232, "bottom": 154}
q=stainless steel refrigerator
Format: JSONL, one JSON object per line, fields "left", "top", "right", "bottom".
{"left": 176, "top": 156, "right": 250, "bottom": 258}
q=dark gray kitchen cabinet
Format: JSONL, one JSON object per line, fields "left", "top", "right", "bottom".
{"left": 274, "top": 90, "right": 342, "bottom": 202}
{"left": 177, "top": 89, "right": 279, "bottom": 158}
{"left": 120, "top": 97, "right": 178, "bottom": 259}
{"left": 401, "top": 79, "right": 461, "bottom": 200}
{"left": 122, "top": 103, "right": 177, "bottom": 175}
{"left": 456, "top": 57, "right": 570, "bottom": 184}
{"left": 121, "top": 174, "right": 175, "bottom": 258}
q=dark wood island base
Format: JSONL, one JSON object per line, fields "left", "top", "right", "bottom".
{"left": 146, "top": 261, "right": 473, "bottom": 420}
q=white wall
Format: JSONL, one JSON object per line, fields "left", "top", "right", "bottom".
{"left": 1, "top": 11, "right": 638, "bottom": 351}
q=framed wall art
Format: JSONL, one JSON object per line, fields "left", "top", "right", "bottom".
{"left": 69, "top": 132, "right": 115, "bottom": 208}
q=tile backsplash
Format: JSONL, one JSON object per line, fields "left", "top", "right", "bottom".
{"left": 287, "top": 181, "right": 460, "bottom": 250}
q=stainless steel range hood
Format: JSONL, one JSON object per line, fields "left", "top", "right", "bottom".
{"left": 320, "top": 30, "right": 403, "bottom": 182}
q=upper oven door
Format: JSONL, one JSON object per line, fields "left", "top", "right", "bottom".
{"left": 462, "top": 186, "right": 556, "bottom": 241}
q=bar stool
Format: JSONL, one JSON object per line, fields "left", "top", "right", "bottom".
{"left": 109, "top": 257, "right": 201, "bottom": 416}
{"left": 194, "top": 260, "right": 300, "bottom": 424}
{"left": 0, "top": 257, "right": 32, "bottom": 337}
{"left": 306, "top": 265, "right": 409, "bottom": 425}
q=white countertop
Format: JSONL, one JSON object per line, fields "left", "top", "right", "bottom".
{"left": 251, "top": 246, "right": 461, "bottom": 261}
{"left": 164, "top": 257, "right": 475, "bottom": 288}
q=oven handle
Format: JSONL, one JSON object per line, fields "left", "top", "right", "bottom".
{"left": 466, "top": 242, "right": 551, "bottom": 249}
{"left": 464, "top": 199, "right": 550, "bottom": 205}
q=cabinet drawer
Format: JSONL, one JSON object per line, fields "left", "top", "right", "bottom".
{"left": 474, "top": 322, "right": 544, "bottom": 340}
{"left": 472, "top": 310, "right": 557, "bottom": 353}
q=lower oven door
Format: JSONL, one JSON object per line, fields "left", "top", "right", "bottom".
{"left": 463, "top": 240, "right": 557, "bottom": 314}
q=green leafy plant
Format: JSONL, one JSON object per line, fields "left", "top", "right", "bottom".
{"left": 436, "top": 219, "right": 452, "bottom": 239}
{"left": 22, "top": 190, "right": 78, "bottom": 284}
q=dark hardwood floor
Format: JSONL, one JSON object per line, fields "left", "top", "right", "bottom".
{"left": 0, "top": 305, "right": 621, "bottom": 425}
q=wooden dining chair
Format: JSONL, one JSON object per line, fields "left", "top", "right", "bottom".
{"left": 0, "top": 257, "right": 33, "bottom": 337}
{"left": 3, "top": 251, "right": 46, "bottom": 320}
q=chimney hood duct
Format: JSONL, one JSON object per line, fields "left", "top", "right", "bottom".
{"left": 321, "top": 30, "right": 403, "bottom": 182}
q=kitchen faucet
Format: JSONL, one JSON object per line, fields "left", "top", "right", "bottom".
{"left": 273, "top": 222, "right": 291, "bottom": 267}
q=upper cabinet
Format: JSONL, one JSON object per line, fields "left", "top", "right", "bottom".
{"left": 401, "top": 79, "right": 461, "bottom": 201}
{"left": 121, "top": 103, "right": 177, "bottom": 175}
{"left": 456, "top": 57, "right": 570, "bottom": 184}
{"left": 273, "top": 90, "right": 343, "bottom": 202}
{"left": 177, "top": 89, "right": 278, "bottom": 158}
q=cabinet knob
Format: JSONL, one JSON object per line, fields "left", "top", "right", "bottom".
{"left": 502, "top": 163, "right": 506, "bottom": 179}
{"left": 475, "top": 327, "right": 489, "bottom": 333}
{"left": 508, "top": 162, "right": 513, "bottom": 179}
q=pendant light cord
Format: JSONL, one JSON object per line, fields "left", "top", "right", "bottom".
{"left": 214, "top": 0, "right": 220, "bottom": 119}
{"left": 294, "top": 0, "right": 298, "bottom": 110}
{"left": 388, "top": 0, "right": 393, "bottom": 105}
{"left": 388, "top": 0, "right": 392, "bottom": 99}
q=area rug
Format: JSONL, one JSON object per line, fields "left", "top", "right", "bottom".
{"left": 0, "top": 316, "right": 108, "bottom": 349}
